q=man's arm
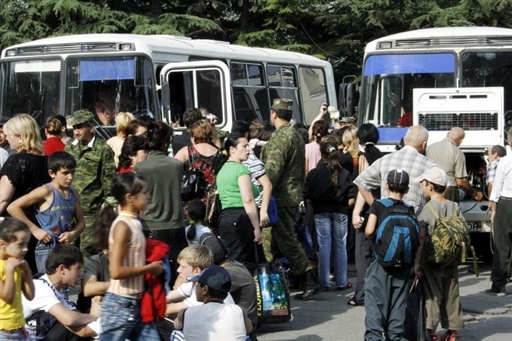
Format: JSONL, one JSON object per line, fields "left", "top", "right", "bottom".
{"left": 48, "top": 303, "right": 99, "bottom": 328}
{"left": 0, "top": 175, "right": 15, "bottom": 215}
{"left": 59, "top": 188, "right": 85, "bottom": 244}
{"left": 456, "top": 177, "right": 483, "bottom": 201}
{"left": 100, "top": 146, "right": 116, "bottom": 198}
{"left": 166, "top": 301, "right": 188, "bottom": 316}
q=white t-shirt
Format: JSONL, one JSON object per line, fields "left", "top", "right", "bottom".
{"left": 177, "top": 281, "right": 234, "bottom": 307}
{"left": 183, "top": 302, "right": 247, "bottom": 341}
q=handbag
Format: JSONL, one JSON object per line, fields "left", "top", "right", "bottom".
{"left": 267, "top": 195, "right": 278, "bottom": 226}
{"left": 253, "top": 244, "right": 291, "bottom": 324}
{"left": 206, "top": 185, "right": 222, "bottom": 231}
{"left": 181, "top": 148, "right": 206, "bottom": 201}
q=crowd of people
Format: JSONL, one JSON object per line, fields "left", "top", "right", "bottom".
{"left": 0, "top": 98, "right": 509, "bottom": 341}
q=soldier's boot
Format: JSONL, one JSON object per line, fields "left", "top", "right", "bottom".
{"left": 294, "top": 270, "right": 324, "bottom": 300}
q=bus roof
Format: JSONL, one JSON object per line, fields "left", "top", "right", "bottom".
{"left": 366, "top": 26, "right": 512, "bottom": 52}
{"left": 2, "top": 33, "right": 330, "bottom": 67}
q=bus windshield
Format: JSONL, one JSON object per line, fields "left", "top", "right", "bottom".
{"left": 1, "top": 59, "right": 61, "bottom": 126}
{"left": 462, "top": 51, "right": 512, "bottom": 113}
{"left": 65, "top": 56, "right": 157, "bottom": 135}
{"left": 360, "top": 53, "right": 455, "bottom": 127}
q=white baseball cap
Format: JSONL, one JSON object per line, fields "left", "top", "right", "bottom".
{"left": 413, "top": 167, "right": 448, "bottom": 187}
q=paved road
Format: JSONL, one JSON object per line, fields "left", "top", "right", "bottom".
{"left": 256, "top": 261, "right": 512, "bottom": 341}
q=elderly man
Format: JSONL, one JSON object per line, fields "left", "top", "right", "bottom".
{"left": 426, "top": 127, "right": 483, "bottom": 203}
{"left": 354, "top": 125, "right": 437, "bottom": 211}
{"left": 65, "top": 110, "right": 116, "bottom": 258}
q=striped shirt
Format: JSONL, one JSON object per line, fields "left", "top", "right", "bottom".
{"left": 107, "top": 212, "right": 146, "bottom": 296}
{"left": 242, "top": 151, "right": 266, "bottom": 207}
{"left": 354, "top": 145, "right": 438, "bottom": 211}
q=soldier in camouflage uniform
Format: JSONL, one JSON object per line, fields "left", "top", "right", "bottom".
{"left": 65, "top": 110, "right": 116, "bottom": 258}
{"left": 261, "top": 98, "right": 323, "bottom": 300}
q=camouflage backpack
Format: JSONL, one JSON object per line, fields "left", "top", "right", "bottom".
{"left": 424, "top": 202, "right": 477, "bottom": 273}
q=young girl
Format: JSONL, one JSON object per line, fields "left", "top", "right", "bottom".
{"left": 0, "top": 217, "right": 35, "bottom": 341}
{"left": 99, "top": 173, "right": 163, "bottom": 341}
{"left": 185, "top": 199, "right": 211, "bottom": 246}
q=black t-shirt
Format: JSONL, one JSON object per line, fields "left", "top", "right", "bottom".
{"left": 223, "top": 260, "right": 258, "bottom": 328}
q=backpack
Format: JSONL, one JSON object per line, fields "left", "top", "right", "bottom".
{"left": 374, "top": 198, "right": 420, "bottom": 268}
{"left": 424, "top": 202, "right": 476, "bottom": 270}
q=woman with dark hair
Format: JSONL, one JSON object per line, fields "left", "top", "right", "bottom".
{"left": 348, "top": 123, "right": 384, "bottom": 306}
{"left": 117, "top": 135, "right": 148, "bottom": 173}
{"left": 304, "top": 139, "right": 355, "bottom": 290}
{"left": 305, "top": 120, "right": 329, "bottom": 174}
{"left": 126, "top": 119, "right": 149, "bottom": 137}
{"left": 133, "top": 121, "right": 187, "bottom": 281}
{"left": 216, "top": 133, "right": 263, "bottom": 270}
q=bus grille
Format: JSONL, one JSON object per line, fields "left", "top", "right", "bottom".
{"left": 418, "top": 112, "right": 498, "bottom": 131}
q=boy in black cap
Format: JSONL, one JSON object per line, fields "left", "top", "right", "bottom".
{"left": 363, "top": 169, "right": 421, "bottom": 341}
{"left": 174, "top": 265, "right": 252, "bottom": 341}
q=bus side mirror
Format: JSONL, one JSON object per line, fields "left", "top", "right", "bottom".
{"left": 161, "top": 82, "right": 171, "bottom": 111}
{"left": 338, "top": 75, "right": 357, "bottom": 116}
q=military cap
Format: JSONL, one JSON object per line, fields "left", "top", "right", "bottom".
{"left": 68, "top": 109, "right": 94, "bottom": 126}
{"left": 340, "top": 116, "right": 356, "bottom": 124}
{"left": 271, "top": 98, "right": 293, "bottom": 111}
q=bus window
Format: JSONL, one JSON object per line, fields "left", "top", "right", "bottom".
{"left": 1, "top": 59, "right": 61, "bottom": 126}
{"left": 299, "top": 67, "right": 327, "bottom": 125}
{"left": 66, "top": 57, "right": 155, "bottom": 132}
{"left": 267, "top": 65, "right": 300, "bottom": 122}
{"left": 231, "top": 62, "right": 267, "bottom": 122}
{"left": 462, "top": 51, "right": 512, "bottom": 114}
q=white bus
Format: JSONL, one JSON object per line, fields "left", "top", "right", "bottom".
{"left": 352, "top": 26, "right": 512, "bottom": 254}
{"left": 0, "top": 34, "right": 336, "bottom": 138}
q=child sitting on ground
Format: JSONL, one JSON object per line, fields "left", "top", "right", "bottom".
{"left": 414, "top": 167, "right": 465, "bottom": 341}
{"left": 185, "top": 200, "right": 211, "bottom": 246}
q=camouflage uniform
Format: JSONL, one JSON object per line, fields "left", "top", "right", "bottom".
{"left": 65, "top": 123, "right": 115, "bottom": 258}
{"left": 261, "top": 121, "right": 309, "bottom": 276}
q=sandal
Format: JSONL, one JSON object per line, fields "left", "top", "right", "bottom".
{"left": 347, "top": 298, "right": 362, "bottom": 306}
{"left": 336, "top": 282, "right": 353, "bottom": 290}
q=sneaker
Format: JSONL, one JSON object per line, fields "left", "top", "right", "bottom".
{"left": 440, "top": 332, "right": 459, "bottom": 341}
{"left": 485, "top": 287, "right": 506, "bottom": 297}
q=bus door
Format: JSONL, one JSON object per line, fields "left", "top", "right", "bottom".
{"left": 160, "top": 61, "right": 232, "bottom": 132}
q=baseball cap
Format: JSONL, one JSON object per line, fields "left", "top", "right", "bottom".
{"left": 187, "top": 265, "right": 232, "bottom": 293}
{"left": 68, "top": 109, "right": 94, "bottom": 126}
{"left": 199, "top": 233, "right": 229, "bottom": 265}
{"left": 387, "top": 169, "right": 410, "bottom": 187}
{"left": 271, "top": 98, "right": 293, "bottom": 111}
{"left": 413, "top": 167, "right": 448, "bottom": 187}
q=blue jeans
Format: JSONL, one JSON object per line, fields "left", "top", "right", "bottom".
{"left": 315, "top": 212, "right": 348, "bottom": 287}
{"left": 99, "top": 293, "right": 160, "bottom": 341}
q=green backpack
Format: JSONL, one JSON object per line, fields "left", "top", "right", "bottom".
{"left": 425, "top": 202, "right": 478, "bottom": 275}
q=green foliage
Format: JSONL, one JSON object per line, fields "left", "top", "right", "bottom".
{"left": 2, "top": 0, "right": 512, "bottom": 85}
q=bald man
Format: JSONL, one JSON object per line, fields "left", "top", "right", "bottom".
{"left": 426, "top": 127, "right": 483, "bottom": 203}
{"left": 354, "top": 125, "right": 438, "bottom": 211}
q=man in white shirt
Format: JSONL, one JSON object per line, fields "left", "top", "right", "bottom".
{"left": 174, "top": 265, "right": 252, "bottom": 341}
{"left": 488, "top": 129, "right": 512, "bottom": 296}
{"left": 23, "top": 244, "right": 101, "bottom": 340}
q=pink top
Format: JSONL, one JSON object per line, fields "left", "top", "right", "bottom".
{"left": 305, "top": 142, "right": 321, "bottom": 172}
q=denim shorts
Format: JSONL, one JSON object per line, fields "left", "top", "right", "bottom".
{"left": 0, "top": 327, "right": 29, "bottom": 341}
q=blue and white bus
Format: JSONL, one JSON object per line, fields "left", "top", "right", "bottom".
{"left": 0, "top": 34, "right": 336, "bottom": 138}
{"left": 354, "top": 26, "right": 512, "bottom": 242}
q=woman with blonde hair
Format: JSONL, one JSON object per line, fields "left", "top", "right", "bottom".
{"left": 342, "top": 126, "right": 359, "bottom": 170}
{"left": 43, "top": 116, "right": 65, "bottom": 156}
{"left": 0, "top": 114, "right": 51, "bottom": 272}
{"left": 107, "top": 111, "right": 135, "bottom": 167}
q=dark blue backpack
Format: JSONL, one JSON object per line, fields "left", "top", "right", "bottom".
{"left": 374, "top": 198, "right": 419, "bottom": 268}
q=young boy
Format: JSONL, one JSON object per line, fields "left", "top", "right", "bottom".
{"left": 415, "top": 167, "right": 464, "bottom": 341}
{"left": 174, "top": 265, "right": 253, "bottom": 341}
{"left": 7, "top": 151, "right": 85, "bottom": 274}
{"left": 364, "top": 169, "right": 421, "bottom": 341}
{"left": 165, "top": 245, "right": 234, "bottom": 316}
